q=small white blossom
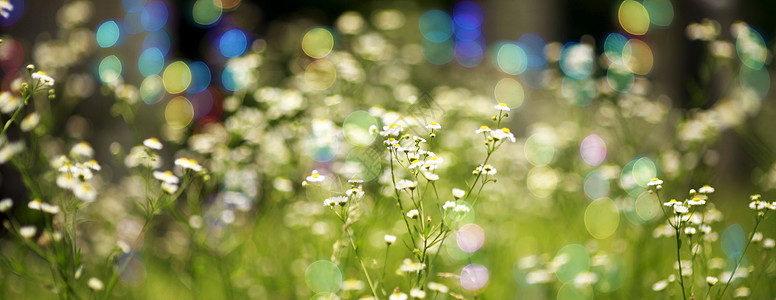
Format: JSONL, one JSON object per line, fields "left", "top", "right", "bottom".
{"left": 70, "top": 142, "right": 94, "bottom": 158}
{"left": 88, "top": 278, "right": 104, "bottom": 291}
{"left": 143, "top": 137, "right": 163, "bottom": 150}
{"left": 442, "top": 201, "right": 456, "bottom": 210}
{"left": 475, "top": 164, "right": 497, "bottom": 175}
{"left": 406, "top": 209, "right": 419, "bottom": 219}
{"left": 306, "top": 169, "right": 325, "bottom": 182}
{"left": 19, "top": 226, "right": 36, "bottom": 239}
{"left": 491, "top": 128, "right": 516, "bottom": 142}
{"left": 0, "top": 198, "right": 12, "bottom": 212}
{"left": 425, "top": 121, "right": 441, "bottom": 130}
{"left": 647, "top": 178, "right": 663, "bottom": 188}
{"left": 161, "top": 182, "right": 178, "bottom": 194}
{"left": 380, "top": 124, "right": 403, "bottom": 137}
{"left": 706, "top": 276, "right": 718, "bottom": 286}
{"left": 763, "top": 238, "right": 775, "bottom": 249}
{"left": 384, "top": 234, "right": 397, "bottom": 245}
{"left": 0, "top": 0, "right": 13, "bottom": 19}
{"left": 396, "top": 180, "right": 417, "bottom": 191}
{"left": 453, "top": 204, "right": 470, "bottom": 213}
{"left": 399, "top": 258, "right": 425, "bottom": 272}
{"left": 20, "top": 112, "right": 39, "bottom": 132}
{"left": 652, "top": 279, "right": 668, "bottom": 291}
{"left": 733, "top": 287, "right": 750, "bottom": 298}
{"left": 73, "top": 182, "right": 97, "bottom": 202}
{"left": 153, "top": 170, "right": 179, "bottom": 184}
{"left": 409, "top": 288, "right": 426, "bottom": 299}
{"left": 475, "top": 125, "right": 491, "bottom": 134}
{"left": 389, "top": 292, "right": 408, "bottom": 300}
{"left": 698, "top": 185, "right": 715, "bottom": 194}
{"left": 452, "top": 188, "right": 465, "bottom": 199}
{"left": 427, "top": 282, "right": 449, "bottom": 293}
{"left": 494, "top": 102, "right": 510, "bottom": 111}
{"left": 175, "top": 157, "right": 203, "bottom": 172}
{"left": 32, "top": 71, "right": 55, "bottom": 87}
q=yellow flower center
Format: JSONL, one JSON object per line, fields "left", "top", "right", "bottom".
{"left": 430, "top": 122, "right": 438, "bottom": 125}
{"left": 498, "top": 102, "right": 507, "bottom": 106}
{"left": 479, "top": 125, "right": 489, "bottom": 130}
{"left": 501, "top": 128, "right": 510, "bottom": 133}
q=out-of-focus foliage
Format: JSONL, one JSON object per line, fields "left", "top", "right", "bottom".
{"left": 0, "top": 0, "right": 775, "bottom": 299}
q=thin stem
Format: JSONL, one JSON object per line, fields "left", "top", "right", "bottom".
{"left": 348, "top": 232, "right": 378, "bottom": 298}
{"left": 718, "top": 218, "right": 762, "bottom": 299}
{"left": 675, "top": 228, "right": 688, "bottom": 300}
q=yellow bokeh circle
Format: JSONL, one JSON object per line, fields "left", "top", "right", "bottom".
{"left": 618, "top": 0, "right": 650, "bottom": 35}
{"left": 165, "top": 96, "right": 194, "bottom": 129}
{"left": 162, "top": 61, "right": 192, "bottom": 94}
{"left": 302, "top": 27, "right": 335, "bottom": 59}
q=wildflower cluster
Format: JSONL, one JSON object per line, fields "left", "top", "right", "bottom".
{"left": 650, "top": 178, "right": 776, "bottom": 299}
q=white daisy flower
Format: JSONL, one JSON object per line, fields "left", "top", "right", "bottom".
{"left": 346, "top": 186, "right": 364, "bottom": 198}
{"left": 442, "top": 201, "right": 456, "bottom": 210}
{"left": 161, "top": 182, "right": 178, "bottom": 194}
{"left": 153, "top": 170, "right": 179, "bottom": 184}
{"left": 31, "top": 71, "right": 55, "bottom": 87}
{"left": 452, "top": 188, "right": 465, "bottom": 199}
{"left": 384, "top": 138, "right": 399, "bottom": 146}
{"left": 384, "top": 234, "right": 397, "bottom": 245}
{"left": 752, "top": 232, "right": 763, "bottom": 242}
{"left": 20, "top": 112, "right": 39, "bottom": 132}
{"left": 70, "top": 142, "right": 94, "bottom": 158}
{"left": 175, "top": 157, "right": 204, "bottom": 172}
{"left": 389, "top": 292, "right": 408, "bottom": 300}
{"left": 347, "top": 178, "right": 364, "bottom": 184}
{"left": 406, "top": 209, "right": 419, "bottom": 219}
{"left": 143, "top": 137, "right": 163, "bottom": 150}
{"left": 684, "top": 227, "right": 697, "bottom": 235}
{"left": 396, "top": 179, "right": 417, "bottom": 191}
{"left": 763, "top": 238, "right": 775, "bottom": 249}
{"left": 425, "top": 121, "right": 441, "bottom": 130}
{"left": 698, "top": 185, "right": 715, "bottom": 194}
{"left": 83, "top": 160, "right": 102, "bottom": 171}
{"left": 734, "top": 287, "right": 750, "bottom": 298}
{"left": 0, "top": 141, "right": 24, "bottom": 164}
{"left": 306, "top": 169, "right": 325, "bottom": 182}
{"left": 399, "top": 258, "right": 425, "bottom": 272}
{"left": 749, "top": 200, "right": 767, "bottom": 210}
{"left": 0, "top": 198, "right": 12, "bottom": 212}
{"left": 475, "top": 164, "right": 497, "bottom": 175}
{"left": 409, "top": 288, "right": 426, "bottom": 299}
{"left": 87, "top": 278, "right": 104, "bottom": 291}
{"left": 491, "top": 128, "right": 516, "bottom": 142}
{"left": 19, "top": 226, "right": 36, "bottom": 239}
{"left": 687, "top": 197, "right": 706, "bottom": 206}
{"left": 494, "top": 102, "right": 511, "bottom": 111}
{"left": 453, "top": 204, "right": 470, "bottom": 213}
{"left": 475, "top": 125, "right": 491, "bottom": 134}
{"left": 652, "top": 279, "right": 668, "bottom": 291}
{"left": 427, "top": 282, "right": 449, "bottom": 293}
{"left": 422, "top": 171, "right": 439, "bottom": 181}
{"left": 341, "top": 278, "right": 364, "bottom": 291}
{"left": 56, "top": 172, "right": 78, "bottom": 190}
{"left": 0, "top": 0, "right": 14, "bottom": 19}
{"left": 27, "top": 199, "right": 42, "bottom": 210}
{"left": 706, "top": 276, "right": 718, "bottom": 286}
{"left": 647, "top": 178, "right": 663, "bottom": 187}
{"left": 673, "top": 204, "right": 689, "bottom": 214}
{"left": 73, "top": 182, "right": 97, "bottom": 202}
{"left": 663, "top": 199, "right": 681, "bottom": 207}
{"left": 379, "top": 124, "right": 403, "bottom": 137}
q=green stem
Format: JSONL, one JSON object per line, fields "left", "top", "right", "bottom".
{"left": 675, "top": 228, "right": 688, "bottom": 300}
{"left": 717, "top": 218, "right": 762, "bottom": 299}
